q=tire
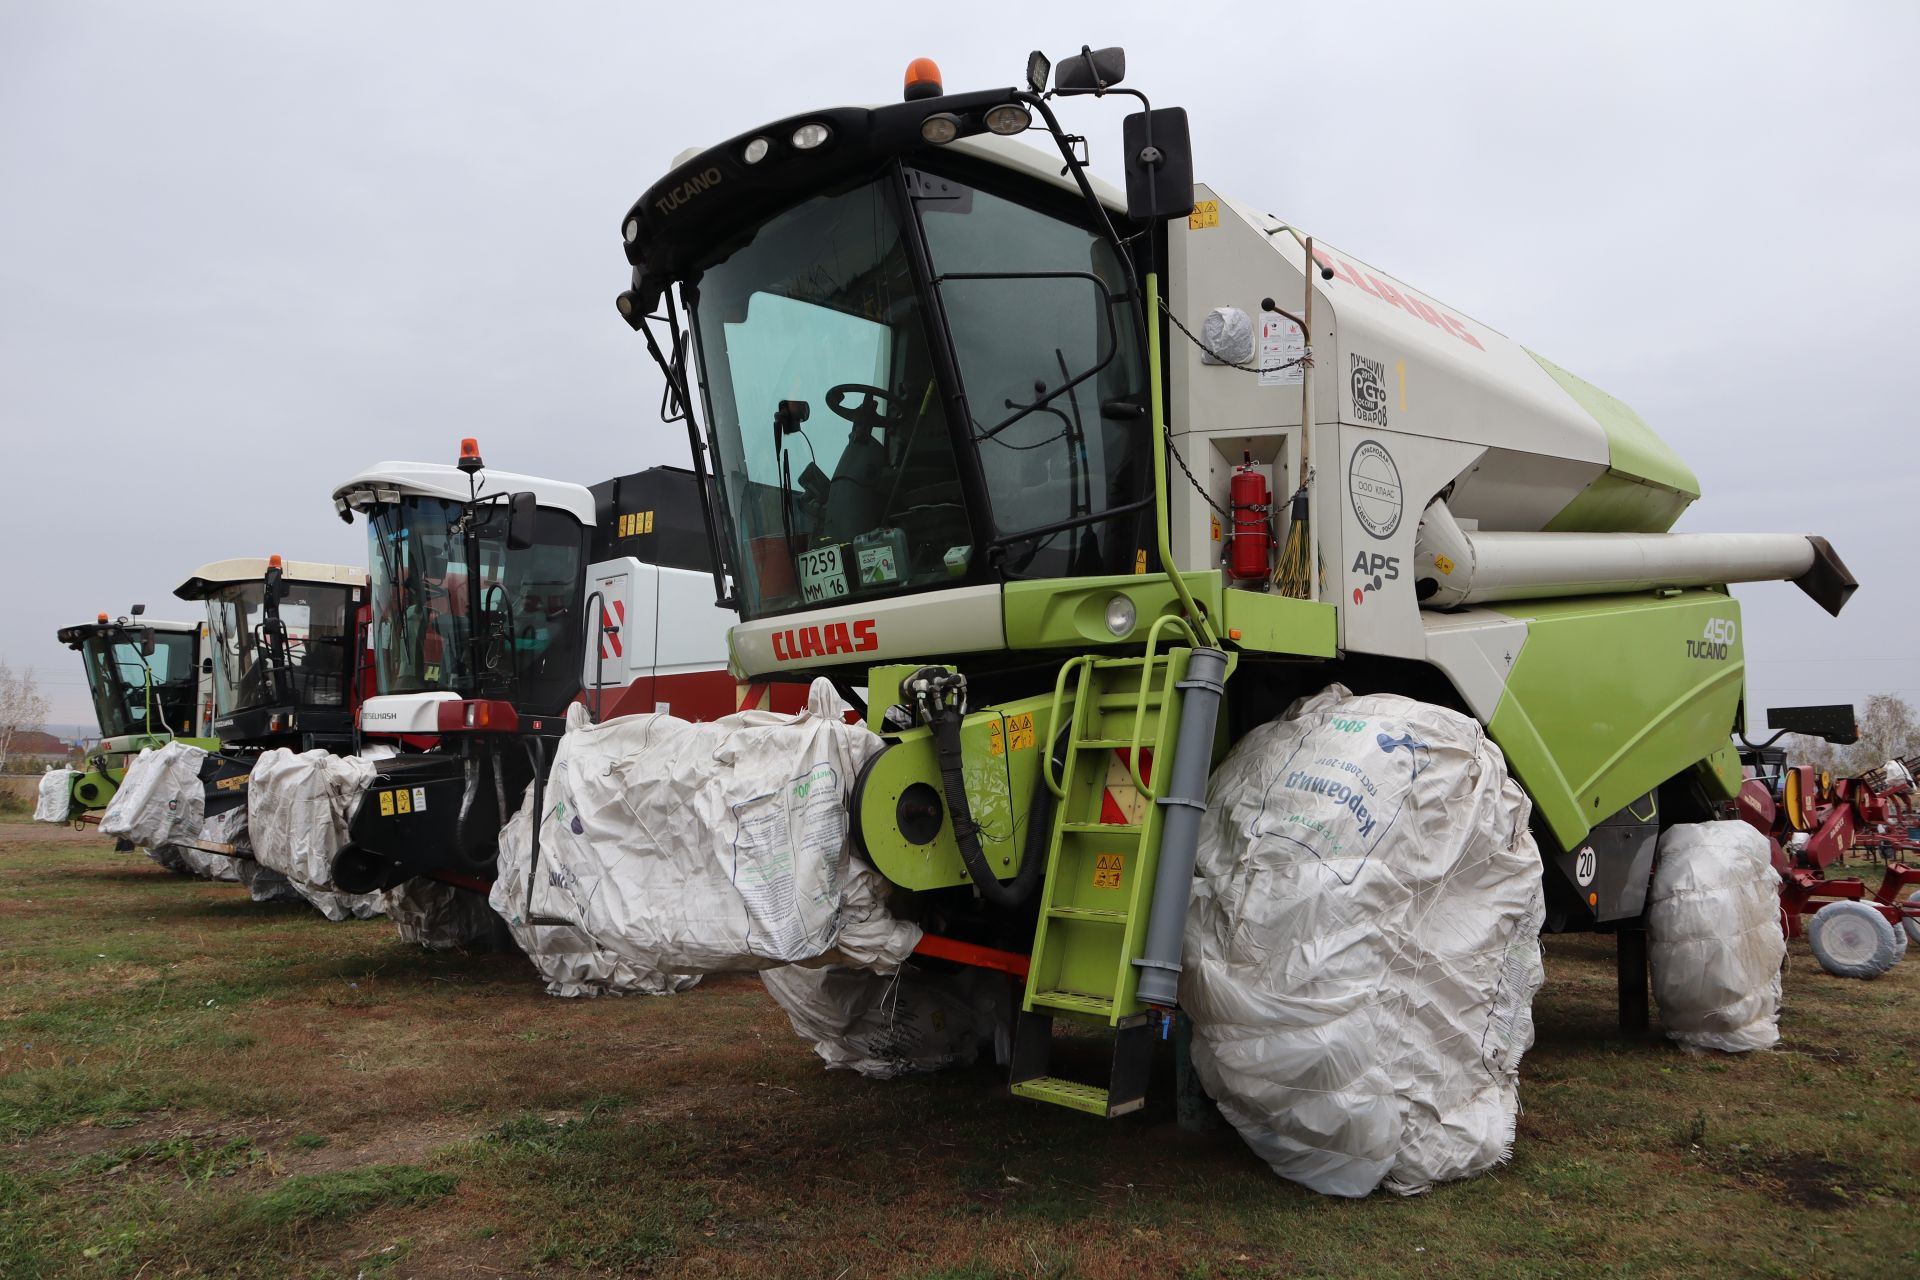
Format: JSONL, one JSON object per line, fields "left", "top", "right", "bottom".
{"left": 1806, "top": 901, "right": 1901, "bottom": 979}
{"left": 1903, "top": 896, "right": 1920, "bottom": 949}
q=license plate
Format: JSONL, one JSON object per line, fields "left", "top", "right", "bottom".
{"left": 797, "top": 545, "right": 848, "bottom": 603}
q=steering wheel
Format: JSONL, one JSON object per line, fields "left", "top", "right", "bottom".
{"left": 825, "top": 383, "right": 899, "bottom": 425}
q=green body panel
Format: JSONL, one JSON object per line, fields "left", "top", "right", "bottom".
{"left": 857, "top": 692, "right": 1059, "bottom": 892}
{"left": 1002, "top": 571, "right": 1335, "bottom": 658}
{"left": 1528, "top": 350, "right": 1698, "bottom": 533}
{"left": 1003, "top": 572, "right": 1224, "bottom": 652}
{"left": 1220, "top": 587, "right": 1337, "bottom": 657}
{"left": 1486, "top": 589, "right": 1744, "bottom": 851}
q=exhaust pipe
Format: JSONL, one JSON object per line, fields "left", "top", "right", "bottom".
{"left": 1413, "top": 501, "right": 1856, "bottom": 617}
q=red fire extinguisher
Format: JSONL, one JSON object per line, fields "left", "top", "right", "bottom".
{"left": 1228, "top": 452, "right": 1273, "bottom": 582}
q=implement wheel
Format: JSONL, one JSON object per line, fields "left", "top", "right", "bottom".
{"left": 1806, "top": 901, "right": 1900, "bottom": 979}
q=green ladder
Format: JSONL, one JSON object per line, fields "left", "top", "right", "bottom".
{"left": 1009, "top": 639, "right": 1195, "bottom": 1117}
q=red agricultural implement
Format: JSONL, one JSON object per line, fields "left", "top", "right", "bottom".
{"left": 1735, "top": 705, "right": 1920, "bottom": 978}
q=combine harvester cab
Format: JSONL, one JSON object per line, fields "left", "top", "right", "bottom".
{"left": 172, "top": 555, "right": 369, "bottom": 831}
{"left": 607, "top": 43, "right": 1859, "bottom": 1166}
{"left": 328, "top": 441, "right": 741, "bottom": 894}
{"left": 49, "top": 609, "right": 217, "bottom": 822}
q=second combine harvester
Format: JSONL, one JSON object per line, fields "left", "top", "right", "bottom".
{"left": 609, "top": 50, "right": 1855, "bottom": 1115}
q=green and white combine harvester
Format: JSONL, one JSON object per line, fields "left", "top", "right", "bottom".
{"left": 52, "top": 608, "right": 218, "bottom": 821}
{"left": 605, "top": 47, "right": 1854, "bottom": 1117}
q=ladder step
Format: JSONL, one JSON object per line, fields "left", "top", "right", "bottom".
{"left": 1075, "top": 738, "right": 1135, "bottom": 749}
{"left": 1029, "top": 989, "right": 1122, "bottom": 1017}
{"left": 1011, "top": 1076, "right": 1116, "bottom": 1117}
{"left": 1057, "top": 821, "right": 1142, "bottom": 836}
{"left": 1045, "top": 905, "right": 1127, "bottom": 923}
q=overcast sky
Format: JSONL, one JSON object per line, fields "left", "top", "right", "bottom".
{"left": 3, "top": 1, "right": 1914, "bottom": 731}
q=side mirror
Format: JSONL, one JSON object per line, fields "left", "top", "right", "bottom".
{"left": 1767, "top": 703, "right": 1859, "bottom": 745}
{"left": 506, "top": 490, "right": 538, "bottom": 552}
{"left": 130, "top": 603, "right": 146, "bottom": 617}
{"left": 1121, "top": 108, "right": 1195, "bottom": 222}
{"left": 201, "top": 657, "right": 213, "bottom": 674}
{"left": 140, "top": 628, "right": 156, "bottom": 657}
{"left": 1054, "top": 46, "right": 1125, "bottom": 92}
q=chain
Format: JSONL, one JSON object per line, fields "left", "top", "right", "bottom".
{"left": 1158, "top": 297, "right": 1313, "bottom": 376}
{"left": 1167, "top": 437, "right": 1230, "bottom": 520}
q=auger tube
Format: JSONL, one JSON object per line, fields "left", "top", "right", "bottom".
{"left": 1414, "top": 500, "right": 1854, "bottom": 616}
{"left": 1133, "top": 645, "right": 1229, "bottom": 1007}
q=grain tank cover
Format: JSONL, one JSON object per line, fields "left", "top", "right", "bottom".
{"left": 1184, "top": 192, "right": 1700, "bottom": 534}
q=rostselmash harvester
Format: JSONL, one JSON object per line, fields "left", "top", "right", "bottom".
{"left": 611, "top": 47, "right": 1858, "bottom": 1116}
{"left": 325, "top": 440, "right": 761, "bottom": 894}
{"left": 51, "top": 607, "right": 218, "bottom": 821}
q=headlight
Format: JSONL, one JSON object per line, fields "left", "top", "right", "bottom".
{"left": 791, "top": 123, "right": 831, "bottom": 150}
{"left": 920, "top": 113, "right": 961, "bottom": 145}
{"left": 983, "top": 103, "right": 1031, "bottom": 136}
{"left": 1104, "top": 595, "right": 1137, "bottom": 638}
{"left": 742, "top": 136, "right": 770, "bottom": 164}
{"left": 622, "top": 218, "right": 639, "bottom": 243}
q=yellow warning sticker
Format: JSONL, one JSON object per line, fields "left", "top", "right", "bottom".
{"left": 988, "top": 719, "right": 1005, "bottom": 758}
{"left": 1434, "top": 554, "right": 1455, "bottom": 576}
{"left": 1093, "top": 853, "right": 1125, "bottom": 889}
{"left": 1188, "top": 200, "right": 1219, "bottom": 230}
{"left": 378, "top": 790, "right": 395, "bottom": 817}
{"left": 1210, "top": 513, "right": 1221, "bottom": 542}
{"left": 1133, "top": 548, "right": 1148, "bottom": 574}
{"left": 394, "top": 788, "right": 411, "bottom": 815}
{"left": 1007, "top": 713, "right": 1035, "bottom": 752}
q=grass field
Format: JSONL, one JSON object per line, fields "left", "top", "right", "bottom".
{"left": 3, "top": 817, "right": 1917, "bottom": 1280}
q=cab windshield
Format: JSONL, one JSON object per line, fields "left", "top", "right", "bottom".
{"left": 204, "top": 581, "right": 355, "bottom": 717}
{"left": 689, "top": 166, "right": 1149, "bottom": 619}
{"left": 78, "top": 630, "right": 198, "bottom": 740}
{"left": 365, "top": 495, "right": 587, "bottom": 714}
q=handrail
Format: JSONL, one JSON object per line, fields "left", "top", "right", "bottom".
{"left": 1145, "top": 271, "right": 1217, "bottom": 646}
{"left": 1125, "top": 613, "right": 1195, "bottom": 796}
{"left": 1043, "top": 654, "right": 1093, "bottom": 800}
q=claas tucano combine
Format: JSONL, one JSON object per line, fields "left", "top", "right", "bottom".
{"left": 612, "top": 48, "right": 1856, "bottom": 1116}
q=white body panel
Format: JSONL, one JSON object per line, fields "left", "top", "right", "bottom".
{"left": 176, "top": 558, "right": 365, "bottom": 597}
{"left": 730, "top": 584, "right": 1006, "bottom": 678}
{"left": 358, "top": 691, "right": 458, "bottom": 735}
{"left": 332, "top": 461, "right": 596, "bottom": 526}
{"left": 583, "top": 556, "right": 735, "bottom": 698}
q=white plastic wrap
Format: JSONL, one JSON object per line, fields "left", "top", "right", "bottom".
{"left": 382, "top": 879, "right": 500, "bottom": 951}
{"left": 1182, "top": 686, "right": 1547, "bottom": 1198}
{"left": 247, "top": 749, "right": 385, "bottom": 921}
{"left": 1201, "top": 306, "right": 1255, "bottom": 365}
{"left": 1648, "top": 821, "right": 1785, "bottom": 1053}
{"left": 490, "top": 786, "right": 699, "bottom": 996}
{"left": 34, "top": 769, "right": 76, "bottom": 824}
{"left": 759, "top": 963, "right": 1002, "bottom": 1080}
{"left": 525, "top": 679, "right": 916, "bottom": 975}
{"left": 235, "top": 859, "right": 304, "bottom": 905}
{"left": 100, "top": 742, "right": 207, "bottom": 850}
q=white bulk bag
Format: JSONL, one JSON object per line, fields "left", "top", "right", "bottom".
{"left": 759, "top": 962, "right": 1002, "bottom": 1080}
{"left": 1648, "top": 821, "right": 1785, "bottom": 1053}
{"left": 247, "top": 749, "right": 384, "bottom": 920}
{"left": 100, "top": 742, "right": 207, "bottom": 850}
{"left": 35, "top": 769, "right": 76, "bottom": 824}
{"left": 526, "top": 679, "right": 914, "bottom": 974}
{"left": 1182, "top": 686, "right": 1547, "bottom": 1198}
{"left": 491, "top": 785, "right": 699, "bottom": 996}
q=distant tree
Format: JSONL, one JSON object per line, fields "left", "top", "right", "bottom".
{"left": 0, "top": 660, "right": 53, "bottom": 772}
